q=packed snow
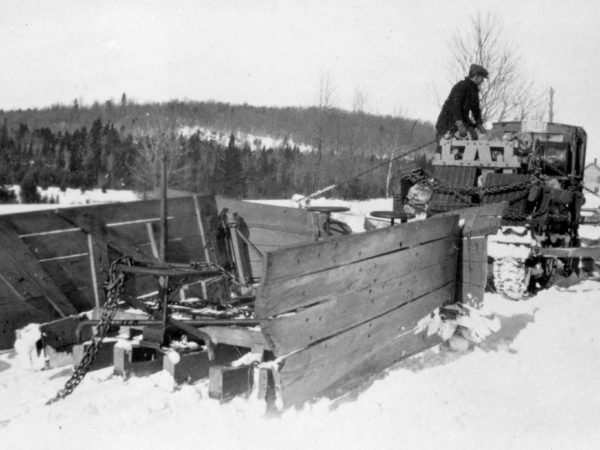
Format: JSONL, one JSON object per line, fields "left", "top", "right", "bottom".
{"left": 1, "top": 190, "right": 600, "bottom": 449}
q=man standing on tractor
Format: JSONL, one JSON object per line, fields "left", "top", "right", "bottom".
{"left": 435, "top": 64, "right": 489, "bottom": 140}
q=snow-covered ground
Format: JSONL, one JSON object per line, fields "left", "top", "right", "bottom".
{"left": 2, "top": 191, "right": 600, "bottom": 449}
{"left": 178, "top": 125, "right": 315, "bottom": 153}
{"left": 0, "top": 186, "right": 141, "bottom": 215}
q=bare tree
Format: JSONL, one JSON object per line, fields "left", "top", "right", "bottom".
{"left": 127, "top": 117, "right": 189, "bottom": 193}
{"left": 315, "top": 72, "right": 336, "bottom": 157}
{"left": 448, "top": 13, "right": 544, "bottom": 123}
{"left": 352, "top": 87, "right": 367, "bottom": 113}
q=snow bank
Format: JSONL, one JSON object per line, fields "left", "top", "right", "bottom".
{"left": 1, "top": 192, "right": 600, "bottom": 448}
{"left": 2, "top": 281, "right": 600, "bottom": 448}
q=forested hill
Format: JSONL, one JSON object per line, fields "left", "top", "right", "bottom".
{"left": 0, "top": 100, "right": 434, "bottom": 157}
{"left": 0, "top": 99, "right": 435, "bottom": 201}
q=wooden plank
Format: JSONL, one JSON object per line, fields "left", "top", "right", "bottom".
{"left": 113, "top": 344, "right": 163, "bottom": 377}
{"left": 0, "top": 300, "right": 53, "bottom": 349}
{"left": 437, "top": 202, "right": 507, "bottom": 237}
{"left": 246, "top": 228, "right": 314, "bottom": 250}
{"left": 217, "top": 196, "right": 314, "bottom": 237}
{"left": 87, "top": 234, "right": 101, "bottom": 308}
{"left": 73, "top": 340, "right": 117, "bottom": 371}
{"left": 56, "top": 209, "right": 154, "bottom": 262}
{"left": 164, "top": 350, "right": 210, "bottom": 384}
{"left": 193, "top": 195, "right": 215, "bottom": 263}
{"left": 209, "top": 364, "right": 255, "bottom": 400}
{"left": 323, "top": 328, "right": 442, "bottom": 400}
{"left": 261, "top": 215, "right": 459, "bottom": 284}
{"left": 6, "top": 195, "right": 217, "bottom": 234}
{"left": 460, "top": 260, "right": 487, "bottom": 286}
{"left": 460, "top": 236, "right": 487, "bottom": 263}
{"left": 257, "top": 236, "right": 457, "bottom": 318}
{"left": 40, "top": 316, "right": 87, "bottom": 349}
{"left": 197, "top": 326, "right": 270, "bottom": 350}
{"left": 539, "top": 247, "right": 600, "bottom": 259}
{"left": 164, "top": 236, "right": 206, "bottom": 263}
{"left": 263, "top": 255, "right": 456, "bottom": 354}
{"left": 0, "top": 221, "right": 78, "bottom": 317}
{"left": 275, "top": 283, "right": 453, "bottom": 407}
{"left": 20, "top": 230, "right": 88, "bottom": 260}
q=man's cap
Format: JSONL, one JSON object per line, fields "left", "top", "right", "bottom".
{"left": 469, "top": 64, "right": 489, "bottom": 78}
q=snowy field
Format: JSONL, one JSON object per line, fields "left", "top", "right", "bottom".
{"left": 1, "top": 190, "right": 600, "bottom": 449}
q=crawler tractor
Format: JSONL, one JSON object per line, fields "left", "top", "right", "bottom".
{"left": 395, "top": 120, "right": 589, "bottom": 294}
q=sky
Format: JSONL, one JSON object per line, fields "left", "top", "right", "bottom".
{"left": 2, "top": 0, "right": 600, "bottom": 162}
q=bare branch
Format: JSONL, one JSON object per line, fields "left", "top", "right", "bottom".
{"left": 447, "top": 12, "right": 544, "bottom": 123}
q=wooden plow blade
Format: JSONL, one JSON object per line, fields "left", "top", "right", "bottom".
{"left": 0, "top": 195, "right": 506, "bottom": 409}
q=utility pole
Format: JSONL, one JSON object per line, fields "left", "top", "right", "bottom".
{"left": 548, "top": 87, "right": 555, "bottom": 122}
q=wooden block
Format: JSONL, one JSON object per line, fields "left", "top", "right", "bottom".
{"left": 44, "top": 344, "right": 74, "bottom": 369}
{"left": 118, "top": 326, "right": 143, "bottom": 340}
{"left": 163, "top": 350, "right": 210, "bottom": 384}
{"left": 458, "top": 281, "right": 485, "bottom": 308}
{"left": 72, "top": 340, "right": 117, "bottom": 371}
{"left": 257, "top": 366, "right": 277, "bottom": 406}
{"left": 208, "top": 364, "right": 254, "bottom": 400}
{"left": 113, "top": 343, "right": 163, "bottom": 377}
{"left": 40, "top": 316, "right": 87, "bottom": 350}
{"left": 197, "top": 327, "right": 270, "bottom": 352}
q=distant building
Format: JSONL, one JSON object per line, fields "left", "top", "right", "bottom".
{"left": 584, "top": 158, "right": 600, "bottom": 193}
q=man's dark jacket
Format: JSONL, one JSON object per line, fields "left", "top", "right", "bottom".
{"left": 435, "top": 77, "right": 483, "bottom": 136}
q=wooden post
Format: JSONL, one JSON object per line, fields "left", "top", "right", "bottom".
{"left": 87, "top": 234, "right": 101, "bottom": 309}
{"left": 145, "top": 222, "right": 159, "bottom": 260}
{"left": 159, "top": 154, "right": 168, "bottom": 263}
{"left": 193, "top": 195, "right": 213, "bottom": 263}
{"left": 159, "top": 154, "right": 169, "bottom": 339}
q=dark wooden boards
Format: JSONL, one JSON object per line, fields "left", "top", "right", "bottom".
{"left": 216, "top": 197, "right": 316, "bottom": 279}
{"left": 263, "top": 251, "right": 456, "bottom": 355}
{"left": 253, "top": 214, "right": 461, "bottom": 407}
{"left": 0, "top": 194, "right": 224, "bottom": 349}
{"left": 217, "top": 197, "right": 314, "bottom": 238}
{"left": 276, "top": 283, "right": 453, "bottom": 407}
{"left": 258, "top": 236, "right": 457, "bottom": 318}
{"left": 258, "top": 215, "right": 458, "bottom": 288}
{"left": 0, "top": 221, "right": 78, "bottom": 317}
{"left": 456, "top": 236, "right": 488, "bottom": 307}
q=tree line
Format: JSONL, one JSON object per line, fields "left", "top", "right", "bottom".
{"left": 0, "top": 114, "right": 430, "bottom": 203}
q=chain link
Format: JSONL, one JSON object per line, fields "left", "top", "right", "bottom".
{"left": 403, "top": 170, "right": 586, "bottom": 223}
{"left": 46, "top": 257, "right": 132, "bottom": 405}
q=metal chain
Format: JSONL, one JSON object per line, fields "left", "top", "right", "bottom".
{"left": 46, "top": 257, "right": 131, "bottom": 405}
{"left": 404, "top": 171, "right": 552, "bottom": 221}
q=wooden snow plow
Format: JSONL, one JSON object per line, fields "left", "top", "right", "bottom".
{"left": 1, "top": 194, "right": 505, "bottom": 408}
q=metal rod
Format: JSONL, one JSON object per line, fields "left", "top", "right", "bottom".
{"left": 236, "top": 228, "right": 264, "bottom": 258}
{"left": 159, "top": 153, "right": 168, "bottom": 263}
{"left": 75, "top": 318, "right": 261, "bottom": 342}
{"left": 114, "top": 264, "right": 222, "bottom": 277}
